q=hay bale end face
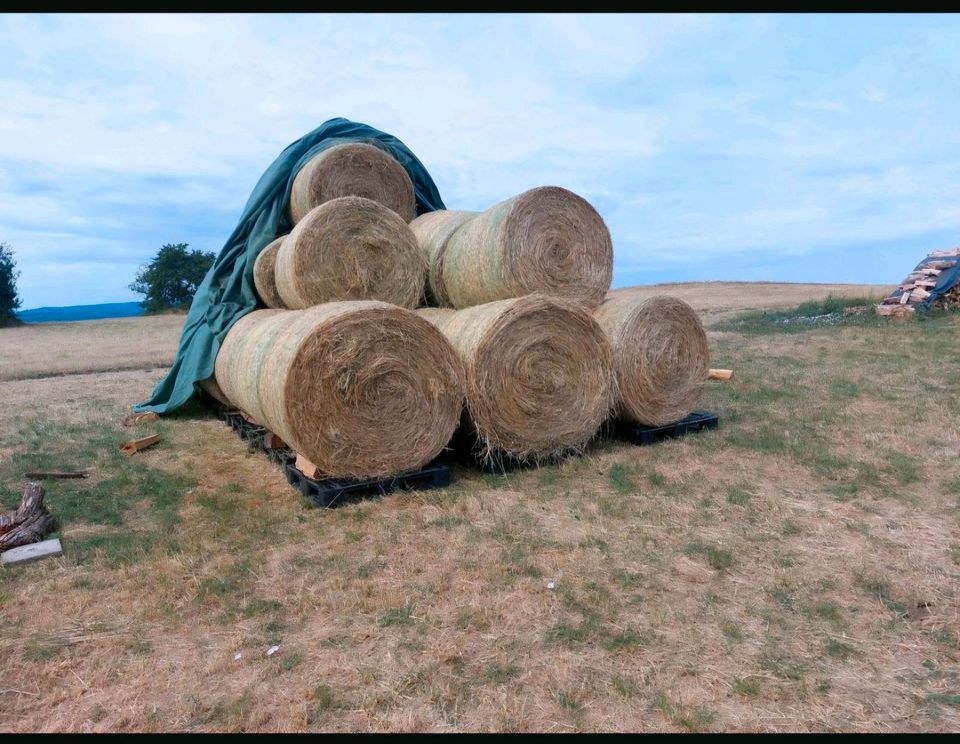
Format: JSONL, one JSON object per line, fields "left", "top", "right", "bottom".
{"left": 275, "top": 196, "right": 426, "bottom": 310}
{"left": 253, "top": 236, "right": 288, "bottom": 309}
{"left": 288, "top": 142, "right": 416, "bottom": 224}
{"left": 439, "top": 186, "right": 613, "bottom": 310}
{"left": 417, "top": 294, "right": 615, "bottom": 461}
{"left": 215, "top": 302, "right": 464, "bottom": 480}
{"left": 594, "top": 295, "right": 709, "bottom": 427}
{"left": 409, "top": 210, "right": 478, "bottom": 306}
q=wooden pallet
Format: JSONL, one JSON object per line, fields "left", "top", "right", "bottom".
{"left": 221, "top": 410, "right": 451, "bottom": 508}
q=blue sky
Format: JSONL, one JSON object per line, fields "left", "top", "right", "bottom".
{"left": 2, "top": 13, "right": 960, "bottom": 309}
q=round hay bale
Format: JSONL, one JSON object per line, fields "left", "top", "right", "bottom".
{"left": 288, "top": 142, "right": 416, "bottom": 224}
{"left": 213, "top": 309, "right": 285, "bottom": 420}
{"left": 218, "top": 302, "right": 464, "bottom": 480}
{"left": 253, "top": 236, "right": 287, "bottom": 309}
{"left": 439, "top": 186, "right": 613, "bottom": 309}
{"left": 416, "top": 294, "right": 614, "bottom": 461}
{"left": 275, "top": 196, "right": 426, "bottom": 310}
{"left": 593, "top": 295, "right": 709, "bottom": 427}
{"left": 408, "top": 210, "right": 477, "bottom": 306}
{"left": 198, "top": 376, "right": 229, "bottom": 406}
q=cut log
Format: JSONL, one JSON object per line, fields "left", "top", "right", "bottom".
{"left": 0, "top": 482, "right": 56, "bottom": 551}
{"left": 1, "top": 538, "right": 63, "bottom": 566}
{"left": 912, "top": 287, "right": 931, "bottom": 300}
{"left": 899, "top": 292, "right": 911, "bottom": 305}
{"left": 119, "top": 434, "right": 161, "bottom": 457}
{"left": 708, "top": 369, "right": 734, "bottom": 381}
{"left": 23, "top": 470, "right": 89, "bottom": 479}
{"left": 122, "top": 411, "right": 160, "bottom": 427}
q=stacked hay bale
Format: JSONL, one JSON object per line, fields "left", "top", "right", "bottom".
{"left": 210, "top": 138, "right": 709, "bottom": 480}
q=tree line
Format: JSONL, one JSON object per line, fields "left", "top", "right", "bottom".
{"left": 0, "top": 242, "right": 215, "bottom": 324}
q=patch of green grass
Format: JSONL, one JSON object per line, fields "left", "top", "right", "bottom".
{"left": 767, "top": 585, "right": 796, "bottom": 610}
{"left": 720, "top": 620, "right": 744, "bottom": 642}
{"left": 603, "top": 628, "right": 654, "bottom": 651}
{"left": 608, "top": 463, "right": 636, "bottom": 495}
{"left": 726, "top": 485, "right": 752, "bottom": 506}
{"left": 829, "top": 379, "right": 861, "bottom": 399}
{"left": 725, "top": 426, "right": 788, "bottom": 456}
{"left": 927, "top": 693, "right": 960, "bottom": 706}
{"left": 23, "top": 641, "right": 65, "bottom": 663}
{"left": 241, "top": 599, "right": 282, "bottom": 617}
{"left": 378, "top": 602, "right": 417, "bottom": 627}
{"left": 544, "top": 620, "right": 591, "bottom": 646}
{"left": 855, "top": 573, "right": 908, "bottom": 616}
{"left": 731, "top": 677, "right": 761, "bottom": 696}
{"left": 647, "top": 469, "right": 667, "bottom": 488}
{"left": 941, "top": 476, "right": 960, "bottom": 495}
{"left": 278, "top": 650, "right": 304, "bottom": 672}
{"left": 480, "top": 472, "right": 512, "bottom": 490}
{"left": 427, "top": 514, "right": 466, "bottom": 529}
{"left": 883, "top": 451, "right": 921, "bottom": 485}
{"left": 70, "top": 532, "right": 163, "bottom": 568}
{"left": 759, "top": 648, "right": 807, "bottom": 681}
{"left": 716, "top": 295, "right": 882, "bottom": 334}
{"left": 824, "top": 637, "right": 857, "bottom": 660}
{"left": 781, "top": 520, "right": 802, "bottom": 536}
{"left": 553, "top": 687, "right": 583, "bottom": 713}
{"left": 773, "top": 551, "right": 796, "bottom": 568}
{"left": 612, "top": 675, "right": 639, "bottom": 697}
{"left": 684, "top": 540, "right": 734, "bottom": 571}
{"left": 813, "top": 601, "right": 841, "bottom": 621}
{"left": 307, "top": 684, "right": 341, "bottom": 723}
{"left": 485, "top": 664, "right": 522, "bottom": 684}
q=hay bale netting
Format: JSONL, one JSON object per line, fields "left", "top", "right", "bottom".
{"left": 437, "top": 186, "right": 613, "bottom": 310}
{"left": 214, "top": 302, "right": 464, "bottom": 480}
{"left": 594, "top": 295, "right": 709, "bottom": 427}
{"left": 288, "top": 142, "right": 416, "bottom": 224}
{"left": 416, "top": 294, "right": 615, "bottom": 461}
{"left": 408, "top": 210, "right": 478, "bottom": 306}
{"left": 253, "top": 236, "right": 287, "bottom": 309}
{"left": 275, "top": 196, "right": 426, "bottom": 310}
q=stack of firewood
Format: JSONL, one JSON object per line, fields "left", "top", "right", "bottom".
{"left": 876, "top": 248, "right": 960, "bottom": 318}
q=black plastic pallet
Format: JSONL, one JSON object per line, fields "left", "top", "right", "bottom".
{"left": 221, "top": 410, "right": 451, "bottom": 508}
{"left": 610, "top": 410, "right": 719, "bottom": 446}
{"left": 284, "top": 459, "right": 451, "bottom": 508}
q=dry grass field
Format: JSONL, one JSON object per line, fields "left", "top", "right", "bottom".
{"left": 2, "top": 282, "right": 959, "bottom": 733}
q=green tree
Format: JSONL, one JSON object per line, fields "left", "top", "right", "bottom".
{"left": 0, "top": 242, "right": 22, "bottom": 326}
{"left": 130, "top": 243, "right": 215, "bottom": 313}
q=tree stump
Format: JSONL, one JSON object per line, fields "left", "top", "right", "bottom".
{"left": 0, "top": 482, "right": 56, "bottom": 552}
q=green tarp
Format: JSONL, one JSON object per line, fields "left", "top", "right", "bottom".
{"left": 133, "top": 117, "right": 446, "bottom": 414}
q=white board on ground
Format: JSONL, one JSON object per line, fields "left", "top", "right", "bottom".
{"left": 1, "top": 538, "right": 63, "bottom": 567}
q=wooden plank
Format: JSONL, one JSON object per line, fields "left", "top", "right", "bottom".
{"left": 900, "top": 291, "right": 911, "bottom": 304}
{"left": 295, "top": 453, "right": 322, "bottom": 480}
{"left": 915, "top": 280, "right": 937, "bottom": 289}
{"left": 708, "top": 369, "right": 734, "bottom": 381}
{"left": 912, "top": 287, "right": 931, "bottom": 300}
{"left": 1, "top": 538, "right": 63, "bottom": 567}
{"left": 119, "top": 434, "right": 161, "bottom": 457}
{"left": 919, "top": 268, "right": 942, "bottom": 277}
{"left": 23, "top": 470, "right": 89, "bottom": 479}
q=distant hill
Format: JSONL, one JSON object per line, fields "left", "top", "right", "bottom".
{"left": 16, "top": 301, "right": 145, "bottom": 324}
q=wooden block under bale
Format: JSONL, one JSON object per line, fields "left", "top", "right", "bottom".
{"left": 295, "top": 453, "right": 323, "bottom": 480}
